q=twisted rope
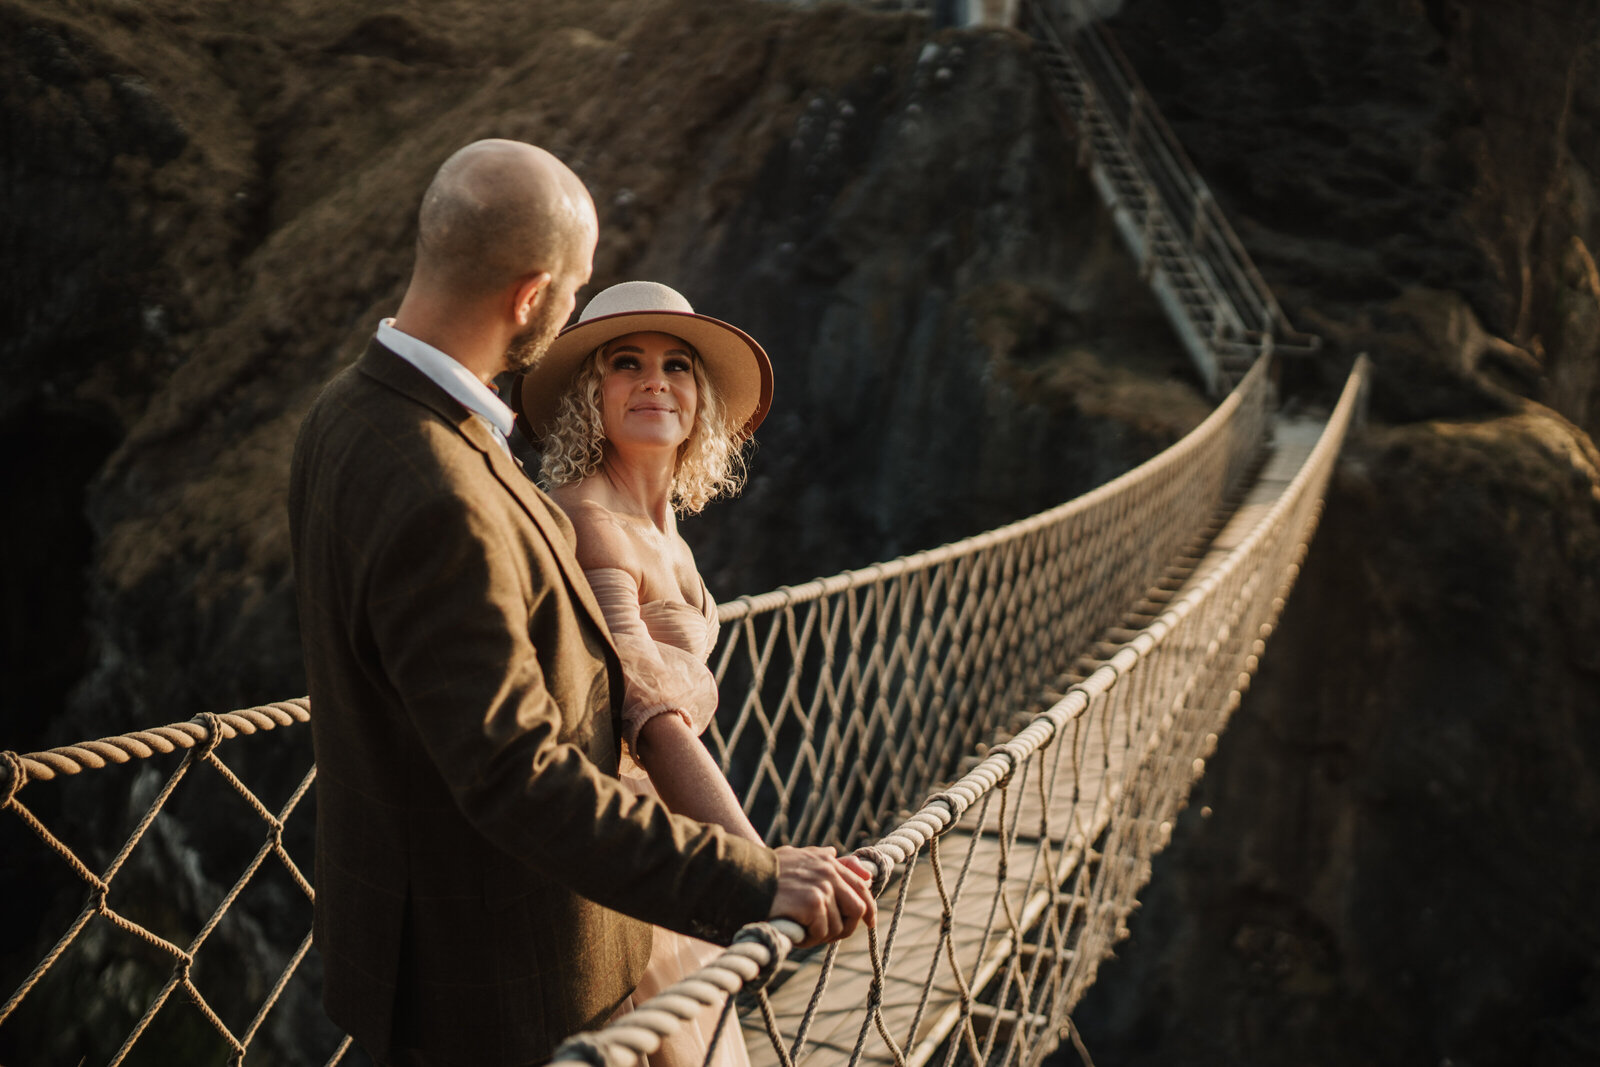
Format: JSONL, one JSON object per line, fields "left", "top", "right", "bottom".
{"left": 3, "top": 698, "right": 310, "bottom": 784}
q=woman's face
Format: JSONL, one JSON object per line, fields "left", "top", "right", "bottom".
{"left": 598, "top": 331, "right": 700, "bottom": 457}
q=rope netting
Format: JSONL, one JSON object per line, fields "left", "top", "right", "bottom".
{"left": 0, "top": 701, "right": 331, "bottom": 1065}
{"left": 706, "top": 354, "right": 1270, "bottom": 851}
{"left": 552, "top": 355, "right": 1370, "bottom": 1067}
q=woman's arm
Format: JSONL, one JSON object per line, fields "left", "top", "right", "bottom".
{"left": 565, "top": 506, "right": 758, "bottom": 839}
{"left": 636, "top": 714, "right": 764, "bottom": 844}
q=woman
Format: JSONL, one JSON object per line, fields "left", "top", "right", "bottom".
{"left": 515, "top": 280, "right": 775, "bottom": 1067}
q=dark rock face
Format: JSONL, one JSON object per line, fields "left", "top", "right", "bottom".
{"left": 1104, "top": 0, "right": 1600, "bottom": 435}
{"left": 0, "top": 5, "right": 188, "bottom": 754}
{"left": 1064, "top": 0, "right": 1600, "bottom": 1063}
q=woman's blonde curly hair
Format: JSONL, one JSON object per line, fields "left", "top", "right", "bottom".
{"left": 538, "top": 340, "right": 748, "bottom": 515}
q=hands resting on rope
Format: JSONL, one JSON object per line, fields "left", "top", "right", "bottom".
{"left": 768, "top": 845, "right": 877, "bottom": 948}
{"left": 632, "top": 714, "right": 876, "bottom": 947}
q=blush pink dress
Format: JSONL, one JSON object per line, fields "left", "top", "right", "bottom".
{"left": 588, "top": 567, "right": 752, "bottom": 1067}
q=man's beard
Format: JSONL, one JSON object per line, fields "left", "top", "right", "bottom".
{"left": 504, "top": 298, "right": 569, "bottom": 373}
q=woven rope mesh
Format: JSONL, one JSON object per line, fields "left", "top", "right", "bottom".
{"left": 0, "top": 702, "right": 333, "bottom": 1065}
{"left": 706, "top": 358, "right": 1269, "bottom": 851}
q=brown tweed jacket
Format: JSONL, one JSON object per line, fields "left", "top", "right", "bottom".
{"left": 288, "top": 341, "right": 778, "bottom": 1066}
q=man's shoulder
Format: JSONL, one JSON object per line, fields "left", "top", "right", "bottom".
{"left": 292, "top": 352, "right": 488, "bottom": 517}
{"left": 303, "top": 349, "right": 411, "bottom": 427}
{"left": 300, "top": 353, "right": 461, "bottom": 456}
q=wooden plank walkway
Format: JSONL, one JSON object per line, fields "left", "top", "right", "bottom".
{"left": 741, "top": 415, "right": 1324, "bottom": 1066}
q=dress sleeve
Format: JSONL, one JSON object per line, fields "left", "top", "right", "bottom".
{"left": 586, "top": 567, "right": 720, "bottom": 778}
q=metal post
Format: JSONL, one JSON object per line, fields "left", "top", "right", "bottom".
{"left": 1126, "top": 86, "right": 1142, "bottom": 153}
{"left": 1138, "top": 177, "right": 1156, "bottom": 281}
{"left": 1190, "top": 186, "right": 1211, "bottom": 253}
{"left": 1078, "top": 82, "right": 1097, "bottom": 167}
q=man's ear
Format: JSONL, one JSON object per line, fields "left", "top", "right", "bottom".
{"left": 512, "top": 271, "right": 553, "bottom": 326}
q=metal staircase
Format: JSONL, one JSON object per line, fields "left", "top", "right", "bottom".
{"left": 1022, "top": 1, "right": 1319, "bottom": 394}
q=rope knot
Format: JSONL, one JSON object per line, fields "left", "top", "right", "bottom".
{"left": 851, "top": 845, "right": 893, "bottom": 896}
{"left": 196, "top": 713, "right": 226, "bottom": 759}
{"left": 927, "top": 790, "right": 969, "bottom": 826}
{"left": 991, "top": 743, "right": 1022, "bottom": 788}
{"left": 1, "top": 750, "right": 28, "bottom": 806}
{"left": 731, "top": 921, "right": 790, "bottom": 990}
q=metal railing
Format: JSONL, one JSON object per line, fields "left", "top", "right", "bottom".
{"left": 1023, "top": 1, "right": 1320, "bottom": 392}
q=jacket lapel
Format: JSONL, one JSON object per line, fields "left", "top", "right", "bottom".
{"left": 358, "top": 341, "right": 617, "bottom": 647}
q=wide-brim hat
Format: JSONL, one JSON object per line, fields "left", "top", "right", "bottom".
{"left": 514, "top": 280, "right": 773, "bottom": 443}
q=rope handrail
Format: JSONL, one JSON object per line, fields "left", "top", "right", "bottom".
{"left": 718, "top": 348, "right": 1261, "bottom": 623}
{"left": 2, "top": 699, "right": 311, "bottom": 786}
{"left": 702, "top": 356, "right": 1270, "bottom": 849}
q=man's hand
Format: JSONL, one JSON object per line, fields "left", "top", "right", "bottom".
{"left": 768, "top": 845, "right": 878, "bottom": 949}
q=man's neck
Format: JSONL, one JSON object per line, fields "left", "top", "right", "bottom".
{"left": 392, "top": 299, "right": 505, "bottom": 385}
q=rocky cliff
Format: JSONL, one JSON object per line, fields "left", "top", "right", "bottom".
{"left": 1069, "top": 1, "right": 1600, "bottom": 1064}
{"left": 1, "top": 0, "right": 1597, "bottom": 1063}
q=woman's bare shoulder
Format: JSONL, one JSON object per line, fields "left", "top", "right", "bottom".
{"left": 551, "top": 486, "right": 645, "bottom": 574}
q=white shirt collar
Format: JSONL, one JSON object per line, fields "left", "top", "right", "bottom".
{"left": 376, "top": 319, "right": 515, "bottom": 449}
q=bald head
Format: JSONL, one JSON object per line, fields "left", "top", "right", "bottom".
{"left": 413, "top": 139, "right": 597, "bottom": 298}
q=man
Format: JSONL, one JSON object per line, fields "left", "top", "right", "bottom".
{"left": 289, "top": 140, "right": 874, "bottom": 1067}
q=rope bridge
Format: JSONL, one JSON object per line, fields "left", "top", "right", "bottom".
{"left": 0, "top": 9, "right": 1359, "bottom": 1064}
{"left": 553, "top": 356, "right": 1368, "bottom": 1066}
{"left": 0, "top": 349, "right": 1369, "bottom": 1065}
{"left": 703, "top": 351, "right": 1268, "bottom": 854}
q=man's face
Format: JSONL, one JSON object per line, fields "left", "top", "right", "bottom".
{"left": 505, "top": 211, "right": 598, "bottom": 374}
{"left": 504, "top": 285, "right": 572, "bottom": 374}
